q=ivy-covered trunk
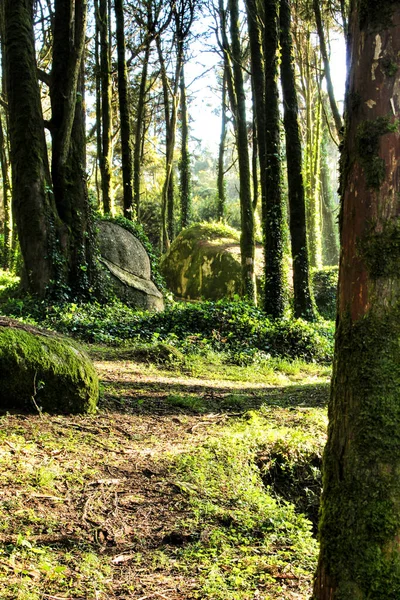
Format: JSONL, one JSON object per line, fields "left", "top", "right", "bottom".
{"left": 4, "top": 0, "right": 55, "bottom": 295}
{"left": 50, "top": 0, "right": 98, "bottom": 296}
{"left": 263, "top": 0, "right": 286, "bottom": 317}
{"left": 279, "top": 0, "right": 315, "bottom": 321}
{"left": 313, "top": 2, "right": 400, "bottom": 598}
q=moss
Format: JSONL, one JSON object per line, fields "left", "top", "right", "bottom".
{"left": 358, "top": 219, "right": 400, "bottom": 278}
{"left": 382, "top": 56, "right": 399, "bottom": 78}
{"left": 0, "top": 326, "right": 98, "bottom": 414}
{"left": 356, "top": 117, "right": 399, "bottom": 190}
{"left": 318, "top": 310, "right": 400, "bottom": 598}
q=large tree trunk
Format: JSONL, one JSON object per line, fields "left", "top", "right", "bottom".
{"left": 228, "top": 0, "right": 256, "bottom": 302}
{"left": 313, "top": 2, "right": 400, "bottom": 598}
{"left": 280, "top": 0, "right": 315, "bottom": 320}
{"left": 4, "top": 0, "right": 55, "bottom": 295}
{"left": 263, "top": 0, "right": 286, "bottom": 317}
{"left": 115, "top": 0, "right": 134, "bottom": 219}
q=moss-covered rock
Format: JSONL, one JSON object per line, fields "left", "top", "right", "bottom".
{"left": 160, "top": 223, "right": 263, "bottom": 301}
{"left": 0, "top": 318, "right": 98, "bottom": 413}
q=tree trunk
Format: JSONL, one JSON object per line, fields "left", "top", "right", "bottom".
{"left": 321, "top": 130, "right": 339, "bottom": 266}
{"left": 179, "top": 64, "right": 191, "bottom": 231}
{"left": 115, "top": 0, "right": 134, "bottom": 219}
{"left": 313, "top": 0, "right": 343, "bottom": 139}
{"left": 217, "top": 67, "right": 228, "bottom": 221}
{"left": 134, "top": 41, "right": 150, "bottom": 221}
{"left": 263, "top": 0, "right": 286, "bottom": 317}
{"left": 4, "top": 0, "right": 55, "bottom": 295}
{"left": 0, "top": 111, "right": 12, "bottom": 270}
{"left": 94, "top": 0, "right": 102, "bottom": 208}
{"left": 99, "top": 0, "right": 113, "bottom": 214}
{"left": 280, "top": 0, "right": 315, "bottom": 320}
{"left": 313, "top": 2, "right": 400, "bottom": 597}
{"left": 245, "top": 0, "right": 266, "bottom": 222}
{"left": 228, "top": 0, "right": 256, "bottom": 302}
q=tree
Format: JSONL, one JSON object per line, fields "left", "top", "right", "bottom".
{"left": 279, "top": 0, "right": 315, "bottom": 320}
{"left": 313, "top": 1, "right": 400, "bottom": 597}
{"left": 263, "top": 0, "right": 287, "bottom": 317}
{"left": 115, "top": 0, "right": 134, "bottom": 219}
{"left": 98, "top": 0, "right": 113, "bottom": 214}
{"left": 5, "top": 0, "right": 99, "bottom": 298}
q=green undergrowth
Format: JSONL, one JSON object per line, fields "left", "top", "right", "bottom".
{"left": 167, "top": 408, "right": 327, "bottom": 598}
{"left": 0, "top": 297, "right": 335, "bottom": 365}
{"left": 0, "top": 354, "right": 329, "bottom": 599}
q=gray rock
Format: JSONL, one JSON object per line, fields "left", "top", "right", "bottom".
{"left": 98, "top": 221, "right": 164, "bottom": 312}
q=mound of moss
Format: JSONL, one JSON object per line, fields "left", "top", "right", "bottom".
{"left": 160, "top": 222, "right": 263, "bottom": 300}
{"left": 0, "top": 318, "right": 98, "bottom": 414}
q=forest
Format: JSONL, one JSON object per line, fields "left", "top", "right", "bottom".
{"left": 0, "top": 0, "right": 400, "bottom": 598}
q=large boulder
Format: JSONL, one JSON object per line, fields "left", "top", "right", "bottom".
{"left": 0, "top": 318, "right": 98, "bottom": 414}
{"left": 98, "top": 221, "right": 164, "bottom": 312}
{"left": 160, "top": 223, "right": 264, "bottom": 301}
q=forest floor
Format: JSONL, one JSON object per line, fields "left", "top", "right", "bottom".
{"left": 0, "top": 347, "right": 330, "bottom": 600}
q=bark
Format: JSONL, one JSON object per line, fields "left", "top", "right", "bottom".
{"left": 313, "top": 2, "right": 400, "bottom": 598}
{"left": 263, "top": 0, "right": 286, "bottom": 317}
{"left": 280, "top": 0, "right": 315, "bottom": 320}
{"left": 99, "top": 0, "right": 113, "bottom": 214}
{"left": 228, "top": 0, "right": 256, "bottom": 302}
{"left": 115, "top": 0, "right": 134, "bottom": 219}
{"left": 179, "top": 64, "right": 191, "bottom": 230}
{"left": 134, "top": 41, "right": 150, "bottom": 220}
{"left": 217, "top": 67, "right": 228, "bottom": 221}
{"left": 4, "top": 0, "right": 55, "bottom": 295}
{"left": 313, "top": 0, "right": 343, "bottom": 139}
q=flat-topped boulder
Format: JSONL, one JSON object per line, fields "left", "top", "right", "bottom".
{"left": 160, "top": 223, "right": 264, "bottom": 301}
{"left": 0, "top": 318, "right": 98, "bottom": 414}
{"left": 98, "top": 220, "right": 164, "bottom": 312}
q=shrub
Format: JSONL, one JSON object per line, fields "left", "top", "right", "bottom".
{"left": 312, "top": 266, "right": 338, "bottom": 320}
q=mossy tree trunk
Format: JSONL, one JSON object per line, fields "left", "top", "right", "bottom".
{"left": 313, "top": 2, "right": 400, "bottom": 598}
{"left": 279, "top": 0, "right": 315, "bottom": 320}
{"left": 115, "top": 0, "right": 134, "bottom": 220}
{"left": 50, "top": 0, "right": 98, "bottom": 295}
{"left": 228, "top": 0, "right": 256, "bottom": 303}
{"left": 263, "top": 0, "right": 287, "bottom": 317}
{"left": 4, "top": 0, "right": 56, "bottom": 295}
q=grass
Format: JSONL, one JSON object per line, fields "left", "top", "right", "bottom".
{"left": 0, "top": 346, "right": 330, "bottom": 599}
